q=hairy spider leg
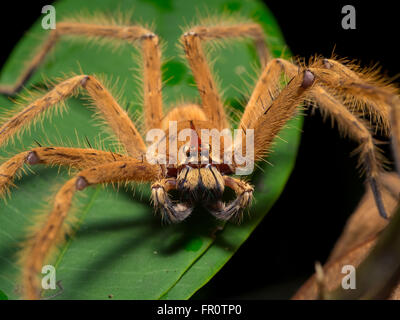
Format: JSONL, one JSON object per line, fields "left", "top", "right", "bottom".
{"left": 21, "top": 159, "right": 161, "bottom": 300}
{"left": 0, "top": 21, "right": 163, "bottom": 131}
{"left": 0, "top": 75, "right": 146, "bottom": 157}
{"left": 239, "top": 56, "right": 396, "bottom": 219}
{"left": 181, "top": 23, "right": 271, "bottom": 131}
{"left": 0, "top": 147, "right": 131, "bottom": 197}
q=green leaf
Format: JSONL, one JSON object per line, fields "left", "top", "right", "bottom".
{"left": 0, "top": 289, "right": 8, "bottom": 300}
{"left": 0, "top": 0, "right": 300, "bottom": 299}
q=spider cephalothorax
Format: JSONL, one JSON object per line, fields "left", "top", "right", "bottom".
{"left": 150, "top": 117, "right": 253, "bottom": 223}
{"left": 0, "top": 14, "right": 398, "bottom": 300}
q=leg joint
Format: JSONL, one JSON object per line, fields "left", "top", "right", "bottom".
{"left": 26, "top": 151, "right": 40, "bottom": 165}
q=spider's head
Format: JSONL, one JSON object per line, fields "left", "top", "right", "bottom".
{"left": 175, "top": 138, "right": 224, "bottom": 202}
{"left": 174, "top": 122, "right": 231, "bottom": 204}
{"left": 156, "top": 120, "right": 245, "bottom": 223}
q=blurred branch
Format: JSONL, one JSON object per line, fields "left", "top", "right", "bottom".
{"left": 329, "top": 199, "right": 400, "bottom": 299}
{"left": 292, "top": 173, "right": 400, "bottom": 300}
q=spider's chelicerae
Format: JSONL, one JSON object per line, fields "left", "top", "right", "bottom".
{"left": 0, "top": 15, "right": 398, "bottom": 300}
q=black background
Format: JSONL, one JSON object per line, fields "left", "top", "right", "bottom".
{"left": 0, "top": 1, "right": 398, "bottom": 299}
